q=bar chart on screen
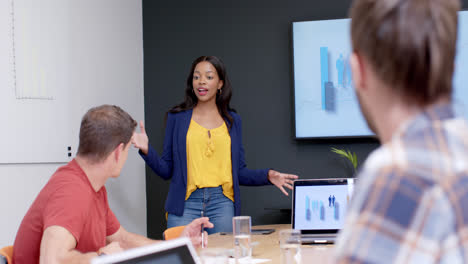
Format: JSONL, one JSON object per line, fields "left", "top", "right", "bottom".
{"left": 293, "top": 11, "right": 468, "bottom": 138}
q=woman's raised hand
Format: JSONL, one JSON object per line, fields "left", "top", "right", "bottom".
{"left": 132, "top": 120, "right": 149, "bottom": 155}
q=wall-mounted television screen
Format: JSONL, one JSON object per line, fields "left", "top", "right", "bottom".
{"left": 292, "top": 11, "right": 468, "bottom": 139}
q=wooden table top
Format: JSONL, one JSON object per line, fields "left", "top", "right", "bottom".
{"left": 203, "top": 224, "right": 334, "bottom": 264}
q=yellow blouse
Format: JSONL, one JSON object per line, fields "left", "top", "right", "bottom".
{"left": 186, "top": 119, "right": 234, "bottom": 201}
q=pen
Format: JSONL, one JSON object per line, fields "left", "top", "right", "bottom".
{"left": 201, "top": 211, "right": 205, "bottom": 248}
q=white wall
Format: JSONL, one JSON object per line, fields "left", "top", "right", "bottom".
{"left": 0, "top": 0, "right": 146, "bottom": 247}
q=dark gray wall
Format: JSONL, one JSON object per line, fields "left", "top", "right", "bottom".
{"left": 142, "top": 0, "right": 468, "bottom": 239}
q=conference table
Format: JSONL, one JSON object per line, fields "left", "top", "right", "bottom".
{"left": 205, "top": 224, "right": 334, "bottom": 263}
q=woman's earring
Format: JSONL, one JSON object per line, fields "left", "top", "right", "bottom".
{"left": 218, "top": 89, "right": 222, "bottom": 94}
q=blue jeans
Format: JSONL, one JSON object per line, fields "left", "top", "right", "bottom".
{"left": 167, "top": 186, "right": 234, "bottom": 234}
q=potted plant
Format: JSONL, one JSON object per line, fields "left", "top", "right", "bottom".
{"left": 331, "top": 147, "right": 358, "bottom": 174}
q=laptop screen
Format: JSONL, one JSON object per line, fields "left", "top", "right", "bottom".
{"left": 292, "top": 179, "right": 354, "bottom": 233}
{"left": 91, "top": 238, "right": 199, "bottom": 264}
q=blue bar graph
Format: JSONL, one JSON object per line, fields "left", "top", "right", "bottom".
{"left": 320, "top": 47, "right": 328, "bottom": 110}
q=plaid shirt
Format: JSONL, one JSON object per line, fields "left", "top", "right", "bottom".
{"left": 334, "top": 103, "right": 468, "bottom": 264}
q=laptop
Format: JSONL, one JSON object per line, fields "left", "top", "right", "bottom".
{"left": 91, "top": 237, "right": 201, "bottom": 264}
{"left": 292, "top": 178, "right": 355, "bottom": 244}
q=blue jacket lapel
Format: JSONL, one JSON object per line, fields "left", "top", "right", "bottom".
{"left": 180, "top": 109, "right": 192, "bottom": 186}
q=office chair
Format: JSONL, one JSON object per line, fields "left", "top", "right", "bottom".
{"left": 0, "top": 245, "right": 13, "bottom": 264}
{"left": 163, "top": 226, "right": 186, "bottom": 240}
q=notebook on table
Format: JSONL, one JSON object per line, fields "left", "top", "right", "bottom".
{"left": 292, "top": 178, "right": 355, "bottom": 244}
{"left": 91, "top": 237, "right": 201, "bottom": 264}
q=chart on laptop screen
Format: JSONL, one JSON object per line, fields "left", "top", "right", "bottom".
{"left": 294, "top": 185, "right": 352, "bottom": 230}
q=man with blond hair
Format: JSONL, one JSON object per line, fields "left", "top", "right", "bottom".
{"left": 334, "top": 0, "right": 468, "bottom": 263}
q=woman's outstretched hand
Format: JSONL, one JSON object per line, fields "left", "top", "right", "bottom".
{"left": 132, "top": 120, "right": 149, "bottom": 155}
{"left": 268, "top": 170, "right": 299, "bottom": 196}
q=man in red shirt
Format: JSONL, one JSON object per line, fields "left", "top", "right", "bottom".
{"left": 13, "top": 105, "right": 213, "bottom": 264}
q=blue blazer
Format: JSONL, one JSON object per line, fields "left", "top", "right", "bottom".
{"left": 140, "top": 109, "right": 270, "bottom": 216}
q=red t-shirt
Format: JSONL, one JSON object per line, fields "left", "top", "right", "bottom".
{"left": 13, "top": 159, "right": 120, "bottom": 264}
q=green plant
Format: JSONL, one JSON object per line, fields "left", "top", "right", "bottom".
{"left": 331, "top": 147, "right": 358, "bottom": 172}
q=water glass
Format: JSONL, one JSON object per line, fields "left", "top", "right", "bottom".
{"left": 232, "top": 216, "right": 252, "bottom": 262}
{"left": 199, "top": 248, "right": 229, "bottom": 264}
{"left": 280, "top": 229, "right": 302, "bottom": 264}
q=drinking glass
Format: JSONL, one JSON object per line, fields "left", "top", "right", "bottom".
{"left": 279, "top": 229, "right": 302, "bottom": 264}
{"left": 199, "top": 248, "right": 229, "bottom": 264}
{"left": 232, "top": 216, "right": 252, "bottom": 262}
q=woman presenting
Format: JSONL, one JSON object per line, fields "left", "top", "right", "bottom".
{"left": 133, "top": 56, "right": 298, "bottom": 234}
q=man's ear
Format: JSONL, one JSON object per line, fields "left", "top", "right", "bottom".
{"left": 350, "top": 52, "right": 366, "bottom": 93}
{"left": 114, "top": 143, "right": 124, "bottom": 162}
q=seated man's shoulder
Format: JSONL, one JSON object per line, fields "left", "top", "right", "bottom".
{"left": 51, "top": 170, "right": 89, "bottom": 189}
{"left": 45, "top": 165, "right": 97, "bottom": 203}
{"left": 363, "top": 137, "right": 458, "bottom": 186}
{"left": 358, "top": 142, "right": 463, "bottom": 226}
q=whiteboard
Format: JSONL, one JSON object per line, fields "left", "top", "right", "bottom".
{"left": 0, "top": 0, "right": 72, "bottom": 163}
